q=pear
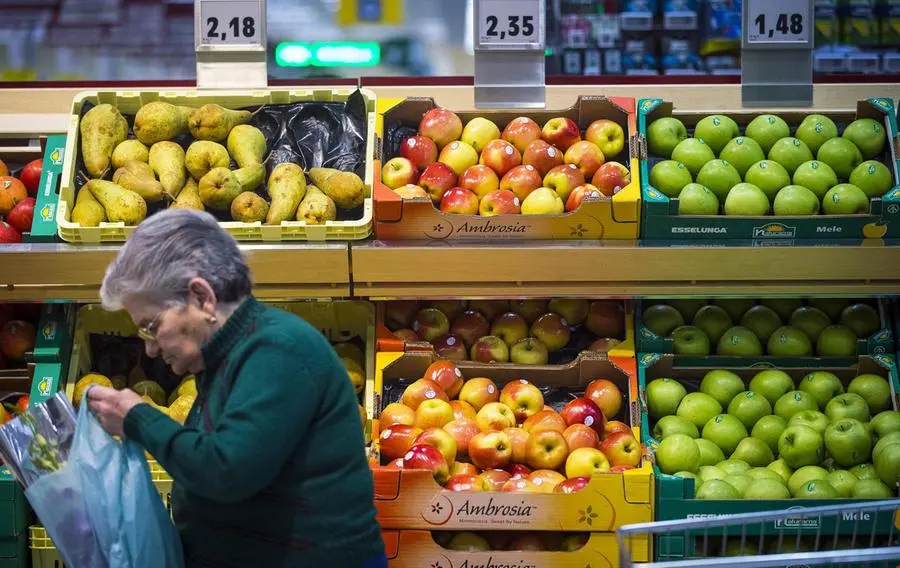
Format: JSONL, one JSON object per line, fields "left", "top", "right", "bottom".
{"left": 112, "top": 161, "right": 164, "bottom": 202}
{"left": 234, "top": 164, "right": 266, "bottom": 192}
{"left": 188, "top": 104, "right": 251, "bottom": 142}
{"left": 185, "top": 140, "right": 231, "bottom": 179}
{"left": 199, "top": 167, "right": 242, "bottom": 210}
{"left": 226, "top": 125, "right": 267, "bottom": 168}
{"left": 296, "top": 185, "right": 336, "bottom": 224}
{"left": 231, "top": 192, "right": 269, "bottom": 223}
{"left": 149, "top": 142, "right": 187, "bottom": 199}
{"left": 308, "top": 167, "right": 366, "bottom": 210}
{"left": 133, "top": 101, "right": 193, "bottom": 145}
{"left": 266, "top": 163, "right": 306, "bottom": 224}
{"left": 111, "top": 139, "right": 150, "bottom": 169}
{"left": 85, "top": 180, "right": 147, "bottom": 225}
{"left": 80, "top": 103, "right": 128, "bottom": 178}
{"left": 170, "top": 178, "right": 205, "bottom": 211}
{"left": 72, "top": 185, "right": 107, "bottom": 227}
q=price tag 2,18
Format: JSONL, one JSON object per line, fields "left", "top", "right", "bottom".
{"left": 198, "top": 0, "right": 263, "bottom": 46}
{"left": 475, "top": 0, "right": 544, "bottom": 50}
{"left": 745, "top": 0, "right": 811, "bottom": 44}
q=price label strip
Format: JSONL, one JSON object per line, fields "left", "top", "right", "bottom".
{"left": 198, "top": 0, "right": 262, "bottom": 46}
{"left": 745, "top": 0, "right": 810, "bottom": 44}
{"left": 475, "top": 0, "right": 544, "bottom": 50}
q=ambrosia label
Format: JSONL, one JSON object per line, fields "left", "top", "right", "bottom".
{"left": 422, "top": 494, "right": 539, "bottom": 526}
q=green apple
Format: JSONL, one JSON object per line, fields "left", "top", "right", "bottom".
{"left": 749, "top": 369, "right": 795, "bottom": 406}
{"left": 701, "top": 369, "right": 746, "bottom": 407}
{"left": 842, "top": 117, "right": 887, "bottom": 159}
{"left": 724, "top": 183, "right": 770, "bottom": 216}
{"left": 840, "top": 303, "right": 881, "bottom": 338}
{"left": 745, "top": 160, "right": 791, "bottom": 201}
{"left": 717, "top": 326, "right": 764, "bottom": 356}
{"left": 654, "top": 415, "right": 700, "bottom": 439}
{"left": 701, "top": 413, "right": 748, "bottom": 455}
{"left": 773, "top": 185, "right": 820, "bottom": 216}
{"left": 731, "top": 437, "right": 774, "bottom": 467}
{"left": 870, "top": 411, "right": 900, "bottom": 440}
{"left": 790, "top": 306, "right": 832, "bottom": 343}
{"left": 647, "top": 378, "right": 688, "bottom": 418}
{"left": 714, "top": 299, "right": 756, "bottom": 321}
{"left": 724, "top": 474, "right": 754, "bottom": 497}
{"left": 643, "top": 304, "right": 685, "bottom": 336}
{"left": 667, "top": 299, "right": 708, "bottom": 321}
{"left": 672, "top": 138, "right": 716, "bottom": 177}
{"left": 795, "top": 479, "right": 841, "bottom": 498}
{"left": 779, "top": 424, "right": 825, "bottom": 468}
{"left": 717, "top": 458, "right": 752, "bottom": 476}
{"left": 695, "top": 478, "right": 740, "bottom": 500}
{"left": 671, "top": 325, "right": 711, "bottom": 355}
{"left": 789, "top": 410, "right": 830, "bottom": 435}
{"left": 788, "top": 464, "right": 830, "bottom": 495}
{"left": 650, "top": 160, "right": 693, "bottom": 198}
{"left": 767, "top": 325, "right": 813, "bottom": 356}
{"left": 823, "top": 183, "right": 869, "bottom": 215}
{"left": 728, "top": 391, "right": 772, "bottom": 430}
{"left": 827, "top": 469, "right": 859, "bottom": 497}
{"left": 774, "top": 391, "right": 818, "bottom": 421}
{"left": 694, "top": 115, "right": 740, "bottom": 155}
{"left": 753, "top": 415, "right": 788, "bottom": 454}
{"left": 825, "top": 393, "right": 871, "bottom": 423}
{"left": 746, "top": 114, "right": 792, "bottom": 154}
{"left": 849, "top": 160, "right": 893, "bottom": 198}
{"left": 740, "top": 305, "right": 783, "bottom": 342}
{"left": 697, "top": 465, "right": 728, "bottom": 482}
{"left": 696, "top": 438, "right": 727, "bottom": 466}
{"left": 696, "top": 159, "right": 742, "bottom": 202}
{"left": 678, "top": 392, "right": 724, "bottom": 429}
{"left": 768, "top": 137, "right": 814, "bottom": 176}
{"left": 761, "top": 298, "right": 804, "bottom": 321}
{"left": 673, "top": 471, "right": 696, "bottom": 480}
{"left": 810, "top": 298, "right": 850, "bottom": 320}
{"left": 793, "top": 160, "right": 839, "bottom": 199}
{"left": 655, "top": 433, "right": 701, "bottom": 474}
{"left": 825, "top": 418, "right": 872, "bottom": 467}
{"left": 873, "top": 432, "right": 900, "bottom": 462}
{"left": 678, "top": 183, "right": 720, "bottom": 215}
{"left": 816, "top": 325, "right": 858, "bottom": 357}
{"left": 850, "top": 462, "right": 879, "bottom": 481}
{"left": 848, "top": 373, "right": 891, "bottom": 413}
{"left": 818, "top": 137, "right": 863, "bottom": 179}
{"left": 798, "top": 371, "right": 845, "bottom": 409}
{"left": 720, "top": 137, "right": 766, "bottom": 177}
{"left": 874, "top": 443, "right": 900, "bottom": 487}
{"left": 648, "top": 117, "right": 688, "bottom": 158}
{"left": 767, "top": 457, "right": 794, "bottom": 483}
{"left": 852, "top": 478, "right": 894, "bottom": 498}
{"left": 692, "top": 305, "right": 733, "bottom": 344}
{"left": 747, "top": 466, "right": 785, "bottom": 483}
{"left": 795, "top": 114, "right": 839, "bottom": 154}
{"left": 743, "top": 478, "right": 790, "bottom": 499}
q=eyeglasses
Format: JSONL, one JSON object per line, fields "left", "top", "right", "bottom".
{"left": 137, "top": 311, "right": 164, "bottom": 342}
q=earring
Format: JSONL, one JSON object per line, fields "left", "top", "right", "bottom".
{"left": 207, "top": 315, "right": 218, "bottom": 325}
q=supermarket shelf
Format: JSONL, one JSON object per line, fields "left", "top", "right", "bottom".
{"left": 0, "top": 243, "right": 351, "bottom": 301}
{"left": 351, "top": 240, "right": 900, "bottom": 299}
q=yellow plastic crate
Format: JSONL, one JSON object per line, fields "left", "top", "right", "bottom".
{"left": 149, "top": 460, "right": 173, "bottom": 515}
{"left": 28, "top": 526, "right": 62, "bottom": 568}
{"left": 57, "top": 87, "right": 377, "bottom": 243}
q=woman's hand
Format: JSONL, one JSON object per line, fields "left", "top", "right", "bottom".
{"left": 87, "top": 386, "right": 146, "bottom": 437}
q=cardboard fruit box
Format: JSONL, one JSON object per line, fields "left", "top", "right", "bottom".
{"left": 638, "top": 352, "right": 900, "bottom": 542}
{"left": 371, "top": 350, "right": 653, "bottom": 532}
{"left": 374, "top": 96, "right": 641, "bottom": 240}
{"left": 638, "top": 97, "right": 900, "bottom": 242}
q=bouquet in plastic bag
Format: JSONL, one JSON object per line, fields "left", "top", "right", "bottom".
{"left": 0, "top": 391, "right": 184, "bottom": 568}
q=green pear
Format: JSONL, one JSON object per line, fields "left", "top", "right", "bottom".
{"left": 189, "top": 104, "right": 251, "bottom": 142}
{"left": 133, "top": 101, "right": 193, "bottom": 145}
{"left": 80, "top": 104, "right": 128, "bottom": 178}
{"left": 185, "top": 141, "right": 231, "bottom": 180}
{"left": 71, "top": 185, "right": 107, "bottom": 227}
{"left": 296, "top": 185, "right": 337, "bottom": 224}
{"left": 309, "top": 167, "right": 366, "bottom": 210}
{"left": 199, "top": 168, "right": 242, "bottom": 210}
{"left": 111, "top": 139, "right": 150, "bottom": 169}
{"left": 149, "top": 142, "right": 187, "bottom": 199}
{"left": 112, "top": 161, "right": 164, "bottom": 202}
{"left": 234, "top": 164, "right": 266, "bottom": 192}
{"left": 230, "top": 191, "right": 269, "bottom": 223}
{"left": 169, "top": 178, "right": 205, "bottom": 211}
{"left": 85, "top": 180, "right": 147, "bottom": 225}
{"left": 226, "top": 125, "right": 267, "bottom": 168}
{"left": 266, "top": 163, "right": 307, "bottom": 224}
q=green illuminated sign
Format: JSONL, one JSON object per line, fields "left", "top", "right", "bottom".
{"left": 275, "top": 42, "right": 381, "bottom": 67}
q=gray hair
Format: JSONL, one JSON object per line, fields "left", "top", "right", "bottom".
{"left": 100, "top": 209, "right": 252, "bottom": 311}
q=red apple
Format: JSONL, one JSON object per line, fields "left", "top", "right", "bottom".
{"left": 379, "top": 424, "right": 424, "bottom": 460}
{"left": 528, "top": 469, "right": 566, "bottom": 493}
{"left": 564, "top": 140, "right": 606, "bottom": 178}
{"left": 490, "top": 312, "right": 529, "bottom": 346}
{"left": 458, "top": 377, "right": 500, "bottom": 411}
{"left": 411, "top": 308, "right": 451, "bottom": 342}
{"left": 423, "top": 359, "right": 465, "bottom": 398}
{"left": 451, "top": 309, "right": 491, "bottom": 348}
{"left": 479, "top": 139, "right": 522, "bottom": 177}
{"left": 444, "top": 473, "right": 480, "bottom": 492}
{"left": 509, "top": 299, "right": 549, "bottom": 324}
{"left": 543, "top": 164, "right": 585, "bottom": 203}
{"left": 399, "top": 135, "right": 438, "bottom": 170}
{"left": 560, "top": 397, "right": 606, "bottom": 434}
{"left": 610, "top": 464, "right": 634, "bottom": 472}
{"left": 18, "top": 160, "right": 42, "bottom": 196}
{"left": 459, "top": 164, "right": 500, "bottom": 200}
{"left": 384, "top": 300, "right": 419, "bottom": 328}
{"left": 444, "top": 418, "right": 480, "bottom": 458}
{"left": 380, "top": 402, "right": 415, "bottom": 428}
{"left": 479, "top": 189, "right": 521, "bottom": 216}
{"left": 589, "top": 337, "right": 622, "bottom": 352}
{"left": 541, "top": 117, "right": 581, "bottom": 151}
{"left": 475, "top": 468, "right": 511, "bottom": 491}
{"left": 499, "top": 164, "right": 543, "bottom": 202}
{"left": 450, "top": 461, "right": 479, "bottom": 477}
{"left": 565, "top": 184, "right": 604, "bottom": 213}
{"left": 419, "top": 108, "right": 463, "bottom": 149}
{"left": 555, "top": 476, "right": 590, "bottom": 493}
{"left": 503, "top": 426, "right": 531, "bottom": 463}
{"left": 600, "top": 431, "right": 642, "bottom": 468}
{"left": 592, "top": 161, "right": 631, "bottom": 196}
{"left": 433, "top": 333, "right": 468, "bottom": 361}
{"left": 523, "top": 409, "right": 567, "bottom": 434}
{"left": 418, "top": 162, "right": 458, "bottom": 203}
{"left": 565, "top": 447, "right": 610, "bottom": 478}
{"left": 470, "top": 335, "right": 510, "bottom": 363}
{"left": 548, "top": 298, "right": 589, "bottom": 326}
{"left": 403, "top": 443, "right": 450, "bottom": 484}
{"left": 450, "top": 400, "right": 478, "bottom": 421}
{"left": 393, "top": 184, "right": 429, "bottom": 199}
{"left": 585, "top": 301, "right": 625, "bottom": 338}
{"left": 469, "top": 430, "right": 513, "bottom": 470}
{"left": 381, "top": 157, "right": 419, "bottom": 189}
{"left": 401, "top": 378, "right": 449, "bottom": 410}
{"left": 415, "top": 398, "right": 455, "bottom": 429}
{"left": 476, "top": 402, "right": 516, "bottom": 431}
{"left": 502, "top": 116, "right": 543, "bottom": 153}
{"left": 469, "top": 300, "right": 511, "bottom": 322}
{"left": 385, "top": 457, "right": 405, "bottom": 469}
{"left": 563, "top": 423, "right": 601, "bottom": 451}
{"left": 509, "top": 337, "right": 549, "bottom": 365}
{"left": 603, "top": 420, "right": 632, "bottom": 440}
{"left": 585, "top": 378, "right": 623, "bottom": 420}
{"left": 426, "top": 300, "right": 466, "bottom": 321}
{"left": 522, "top": 140, "right": 564, "bottom": 177}
{"left": 525, "top": 428, "right": 569, "bottom": 470}
{"left": 394, "top": 328, "right": 419, "bottom": 343}
{"left": 530, "top": 312, "right": 572, "bottom": 351}
{"left": 500, "top": 379, "right": 545, "bottom": 422}
{"left": 508, "top": 464, "right": 532, "bottom": 482}
{"left": 500, "top": 478, "right": 541, "bottom": 493}
{"left": 415, "top": 426, "right": 458, "bottom": 465}
{"left": 439, "top": 141, "right": 479, "bottom": 176}
{"left": 585, "top": 119, "right": 625, "bottom": 158}
{"left": 439, "top": 187, "right": 479, "bottom": 215}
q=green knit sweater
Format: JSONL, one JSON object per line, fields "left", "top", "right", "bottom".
{"left": 124, "top": 297, "right": 384, "bottom": 568}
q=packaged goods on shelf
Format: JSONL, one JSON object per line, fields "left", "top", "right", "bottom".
{"left": 638, "top": 97, "right": 900, "bottom": 241}
{"left": 374, "top": 96, "right": 641, "bottom": 240}
{"left": 371, "top": 350, "right": 653, "bottom": 533}
{"left": 57, "top": 88, "right": 377, "bottom": 243}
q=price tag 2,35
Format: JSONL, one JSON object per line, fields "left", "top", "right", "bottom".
{"left": 745, "top": 0, "right": 811, "bottom": 44}
{"left": 475, "top": 0, "right": 545, "bottom": 50}
{"left": 198, "top": 0, "right": 263, "bottom": 46}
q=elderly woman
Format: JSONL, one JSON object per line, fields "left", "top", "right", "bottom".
{"left": 87, "top": 209, "right": 386, "bottom": 568}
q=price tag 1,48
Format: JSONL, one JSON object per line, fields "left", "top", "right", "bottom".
{"left": 745, "top": 0, "right": 811, "bottom": 45}
{"left": 198, "top": 0, "right": 263, "bottom": 47}
{"left": 475, "top": 0, "right": 545, "bottom": 50}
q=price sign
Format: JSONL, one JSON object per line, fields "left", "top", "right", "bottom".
{"left": 745, "top": 0, "right": 811, "bottom": 45}
{"left": 475, "top": 0, "right": 544, "bottom": 50}
{"left": 198, "top": 0, "right": 263, "bottom": 46}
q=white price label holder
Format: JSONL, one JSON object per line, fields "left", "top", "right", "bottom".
{"left": 741, "top": 0, "right": 813, "bottom": 106}
{"left": 473, "top": 0, "right": 546, "bottom": 108}
{"left": 195, "top": 0, "right": 267, "bottom": 89}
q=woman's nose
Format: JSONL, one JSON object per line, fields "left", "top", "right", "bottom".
{"left": 144, "top": 339, "right": 159, "bottom": 358}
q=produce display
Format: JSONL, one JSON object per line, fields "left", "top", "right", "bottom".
{"left": 641, "top": 298, "right": 887, "bottom": 357}
{"left": 0, "top": 303, "right": 39, "bottom": 372}
{"left": 0, "top": 156, "right": 41, "bottom": 243}
{"left": 380, "top": 109, "right": 630, "bottom": 215}
{"left": 645, "top": 364, "right": 900, "bottom": 500}
{"left": 382, "top": 299, "right": 627, "bottom": 364}
{"left": 72, "top": 371, "right": 197, "bottom": 425}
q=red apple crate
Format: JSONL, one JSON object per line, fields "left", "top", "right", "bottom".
{"left": 370, "top": 350, "right": 653, "bottom": 532}
{"left": 373, "top": 96, "right": 641, "bottom": 241}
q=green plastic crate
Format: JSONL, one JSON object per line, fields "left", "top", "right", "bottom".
{"left": 0, "top": 470, "right": 31, "bottom": 539}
